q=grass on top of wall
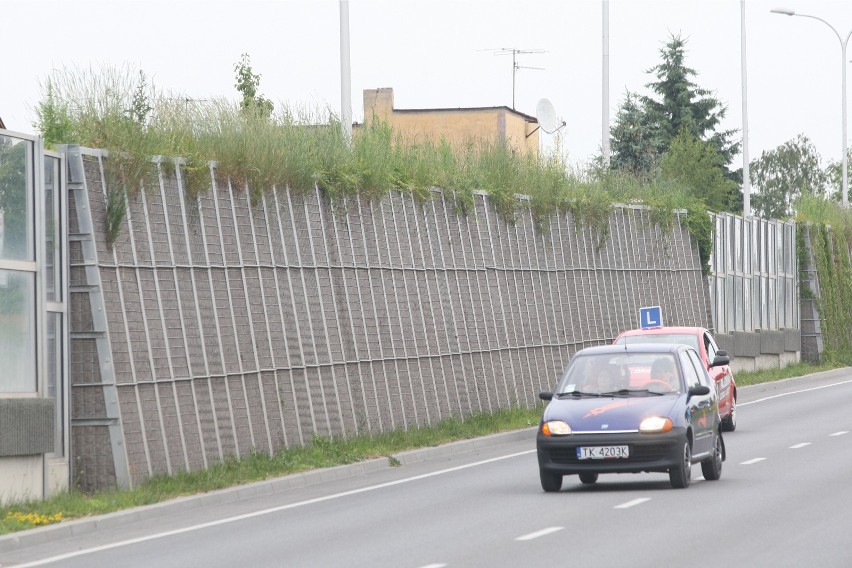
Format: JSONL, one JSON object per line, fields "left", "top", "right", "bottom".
{"left": 795, "top": 194, "right": 852, "bottom": 248}
{"left": 35, "top": 65, "right": 713, "bottom": 268}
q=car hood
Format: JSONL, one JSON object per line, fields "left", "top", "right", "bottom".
{"left": 543, "top": 395, "right": 680, "bottom": 432}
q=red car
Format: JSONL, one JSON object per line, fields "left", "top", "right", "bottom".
{"left": 613, "top": 326, "right": 737, "bottom": 431}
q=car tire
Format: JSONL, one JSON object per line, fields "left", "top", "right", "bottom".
{"left": 578, "top": 472, "right": 599, "bottom": 485}
{"left": 669, "top": 440, "right": 692, "bottom": 489}
{"left": 540, "top": 469, "right": 563, "bottom": 492}
{"left": 722, "top": 396, "right": 737, "bottom": 432}
{"left": 701, "top": 432, "right": 723, "bottom": 481}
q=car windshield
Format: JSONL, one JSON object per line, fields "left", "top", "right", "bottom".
{"left": 557, "top": 352, "right": 682, "bottom": 396}
{"left": 615, "top": 333, "right": 700, "bottom": 353}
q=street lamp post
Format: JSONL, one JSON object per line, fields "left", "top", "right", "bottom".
{"left": 602, "top": 0, "right": 611, "bottom": 168}
{"left": 771, "top": 8, "right": 852, "bottom": 208}
{"left": 742, "top": 0, "right": 751, "bottom": 218}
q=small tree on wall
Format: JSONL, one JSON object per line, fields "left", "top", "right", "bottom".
{"left": 659, "top": 129, "right": 738, "bottom": 213}
{"left": 234, "top": 53, "right": 274, "bottom": 119}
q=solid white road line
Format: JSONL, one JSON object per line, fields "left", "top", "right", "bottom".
{"left": 830, "top": 431, "right": 849, "bottom": 437}
{"left": 739, "top": 379, "right": 852, "bottom": 407}
{"left": 614, "top": 498, "right": 651, "bottom": 509}
{"left": 12, "top": 450, "right": 537, "bottom": 568}
{"left": 741, "top": 457, "right": 766, "bottom": 465}
{"left": 790, "top": 443, "right": 811, "bottom": 449}
{"left": 516, "top": 527, "right": 564, "bottom": 541}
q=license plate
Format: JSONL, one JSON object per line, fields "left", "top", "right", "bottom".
{"left": 577, "top": 446, "right": 629, "bottom": 460}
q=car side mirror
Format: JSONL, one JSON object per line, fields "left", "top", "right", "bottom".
{"left": 688, "top": 385, "right": 711, "bottom": 397}
{"left": 539, "top": 391, "right": 554, "bottom": 401}
{"left": 711, "top": 351, "right": 730, "bottom": 367}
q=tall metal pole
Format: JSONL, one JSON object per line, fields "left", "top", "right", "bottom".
{"left": 842, "top": 38, "right": 849, "bottom": 207}
{"left": 602, "top": 0, "right": 611, "bottom": 168}
{"left": 339, "top": 0, "right": 352, "bottom": 145}
{"left": 741, "top": 0, "right": 751, "bottom": 217}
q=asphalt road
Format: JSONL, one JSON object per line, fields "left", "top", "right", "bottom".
{"left": 2, "top": 369, "right": 851, "bottom": 568}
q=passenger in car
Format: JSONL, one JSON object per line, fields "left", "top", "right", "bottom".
{"left": 588, "top": 363, "right": 622, "bottom": 393}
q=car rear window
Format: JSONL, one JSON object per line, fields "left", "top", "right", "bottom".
{"left": 615, "top": 333, "right": 700, "bottom": 352}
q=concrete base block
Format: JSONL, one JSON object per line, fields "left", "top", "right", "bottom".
{"left": 0, "top": 456, "right": 44, "bottom": 505}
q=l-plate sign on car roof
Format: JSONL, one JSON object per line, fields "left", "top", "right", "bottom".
{"left": 639, "top": 306, "right": 662, "bottom": 329}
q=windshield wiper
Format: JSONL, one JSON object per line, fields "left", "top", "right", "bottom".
{"left": 557, "top": 390, "right": 604, "bottom": 398}
{"left": 601, "top": 388, "right": 665, "bottom": 397}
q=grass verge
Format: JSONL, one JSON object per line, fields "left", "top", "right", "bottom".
{"left": 734, "top": 360, "right": 846, "bottom": 387}
{"left": 0, "top": 406, "right": 541, "bottom": 535}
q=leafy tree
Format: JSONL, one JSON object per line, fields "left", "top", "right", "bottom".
{"left": 750, "top": 134, "right": 828, "bottom": 219}
{"left": 642, "top": 34, "right": 739, "bottom": 167}
{"left": 609, "top": 34, "right": 740, "bottom": 197}
{"left": 234, "top": 53, "right": 274, "bottom": 118}
{"left": 609, "top": 90, "right": 664, "bottom": 177}
{"left": 660, "top": 129, "right": 738, "bottom": 212}
{"left": 824, "top": 150, "right": 852, "bottom": 205}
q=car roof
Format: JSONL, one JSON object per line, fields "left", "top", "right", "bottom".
{"left": 575, "top": 343, "right": 689, "bottom": 356}
{"left": 616, "top": 326, "right": 708, "bottom": 337}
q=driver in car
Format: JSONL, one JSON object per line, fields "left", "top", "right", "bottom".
{"left": 650, "top": 357, "right": 680, "bottom": 392}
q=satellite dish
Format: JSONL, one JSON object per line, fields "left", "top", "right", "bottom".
{"left": 535, "top": 98, "right": 565, "bottom": 134}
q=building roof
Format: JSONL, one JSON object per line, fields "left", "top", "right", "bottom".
{"left": 393, "top": 106, "right": 538, "bottom": 123}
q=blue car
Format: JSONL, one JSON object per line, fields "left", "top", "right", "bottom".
{"left": 536, "top": 344, "right": 725, "bottom": 491}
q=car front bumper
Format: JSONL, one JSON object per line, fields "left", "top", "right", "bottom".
{"left": 536, "top": 428, "right": 688, "bottom": 476}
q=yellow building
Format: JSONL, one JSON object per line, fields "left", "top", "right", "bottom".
{"left": 361, "top": 88, "right": 539, "bottom": 156}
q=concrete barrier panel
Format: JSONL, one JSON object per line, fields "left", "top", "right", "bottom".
{"left": 760, "top": 330, "right": 785, "bottom": 355}
{"left": 784, "top": 328, "right": 802, "bottom": 352}
{"left": 732, "top": 331, "right": 761, "bottom": 358}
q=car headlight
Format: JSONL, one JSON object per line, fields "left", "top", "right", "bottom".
{"left": 541, "top": 420, "right": 572, "bottom": 436}
{"left": 639, "top": 416, "right": 673, "bottom": 433}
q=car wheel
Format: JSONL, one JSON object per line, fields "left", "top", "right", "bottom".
{"left": 722, "top": 396, "right": 737, "bottom": 432}
{"left": 540, "top": 469, "right": 563, "bottom": 492}
{"left": 578, "top": 472, "right": 599, "bottom": 485}
{"left": 669, "top": 440, "right": 692, "bottom": 489}
{"left": 701, "top": 432, "right": 723, "bottom": 481}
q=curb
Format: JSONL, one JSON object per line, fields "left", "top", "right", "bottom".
{"left": 0, "top": 428, "right": 536, "bottom": 554}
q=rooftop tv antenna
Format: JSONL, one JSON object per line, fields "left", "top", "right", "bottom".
{"left": 482, "top": 47, "right": 546, "bottom": 109}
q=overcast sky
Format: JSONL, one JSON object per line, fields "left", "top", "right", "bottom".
{"left": 4, "top": 0, "right": 852, "bottom": 170}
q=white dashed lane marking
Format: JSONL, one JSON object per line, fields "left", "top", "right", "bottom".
{"left": 614, "top": 498, "right": 651, "bottom": 509}
{"left": 830, "top": 431, "right": 849, "bottom": 437}
{"left": 417, "top": 564, "right": 447, "bottom": 568}
{"left": 516, "top": 527, "right": 564, "bottom": 541}
{"left": 790, "top": 443, "right": 812, "bottom": 449}
{"left": 741, "top": 458, "right": 766, "bottom": 465}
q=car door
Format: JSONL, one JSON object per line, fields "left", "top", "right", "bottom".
{"left": 680, "top": 349, "right": 714, "bottom": 456}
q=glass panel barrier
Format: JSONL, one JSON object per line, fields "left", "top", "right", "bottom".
{"left": 0, "top": 269, "right": 36, "bottom": 392}
{"left": 0, "top": 135, "right": 34, "bottom": 261}
{"left": 44, "top": 155, "right": 61, "bottom": 302}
